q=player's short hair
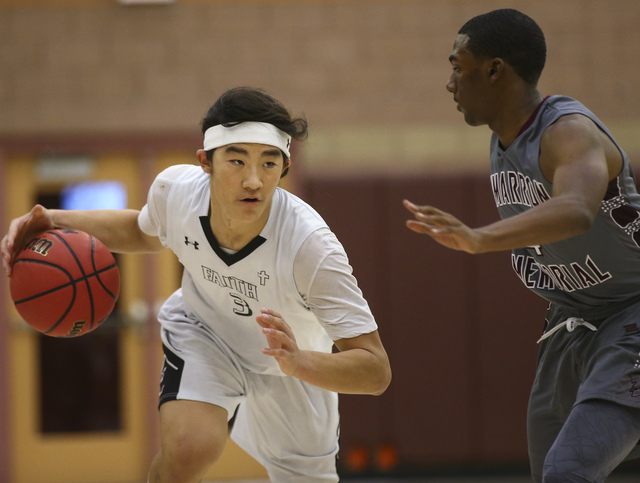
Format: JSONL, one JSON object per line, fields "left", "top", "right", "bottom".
{"left": 459, "top": 8, "right": 546, "bottom": 86}
{"left": 201, "top": 87, "right": 308, "bottom": 176}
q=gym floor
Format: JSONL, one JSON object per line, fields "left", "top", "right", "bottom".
{"left": 208, "top": 474, "right": 640, "bottom": 483}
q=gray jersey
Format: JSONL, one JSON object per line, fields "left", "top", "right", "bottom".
{"left": 490, "top": 95, "right": 640, "bottom": 316}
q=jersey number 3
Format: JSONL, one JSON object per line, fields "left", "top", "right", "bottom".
{"left": 230, "top": 293, "right": 253, "bottom": 317}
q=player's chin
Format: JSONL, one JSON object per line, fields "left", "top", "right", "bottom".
{"left": 238, "top": 207, "right": 266, "bottom": 222}
{"left": 462, "top": 113, "right": 486, "bottom": 127}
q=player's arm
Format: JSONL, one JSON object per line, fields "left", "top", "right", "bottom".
{"left": 2, "top": 204, "right": 163, "bottom": 275}
{"left": 257, "top": 229, "right": 391, "bottom": 395}
{"left": 48, "top": 207, "right": 163, "bottom": 254}
{"left": 258, "top": 309, "right": 391, "bottom": 395}
{"left": 404, "top": 114, "right": 617, "bottom": 253}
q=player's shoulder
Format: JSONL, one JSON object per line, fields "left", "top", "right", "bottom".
{"left": 543, "top": 96, "right": 595, "bottom": 123}
{"left": 154, "top": 164, "right": 203, "bottom": 184}
{"left": 150, "top": 165, "right": 207, "bottom": 199}
{"left": 275, "top": 188, "right": 326, "bottom": 223}
{"left": 302, "top": 227, "right": 344, "bottom": 256}
{"left": 543, "top": 102, "right": 602, "bottom": 145}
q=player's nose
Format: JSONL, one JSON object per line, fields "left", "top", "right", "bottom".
{"left": 242, "top": 168, "right": 262, "bottom": 190}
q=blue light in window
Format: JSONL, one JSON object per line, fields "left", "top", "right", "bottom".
{"left": 61, "top": 181, "right": 128, "bottom": 211}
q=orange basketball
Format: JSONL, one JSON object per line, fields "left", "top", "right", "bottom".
{"left": 10, "top": 229, "right": 120, "bottom": 337}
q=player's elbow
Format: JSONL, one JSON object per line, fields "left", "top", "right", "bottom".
{"left": 370, "top": 362, "right": 392, "bottom": 396}
{"left": 556, "top": 194, "right": 599, "bottom": 236}
{"left": 569, "top": 204, "right": 597, "bottom": 236}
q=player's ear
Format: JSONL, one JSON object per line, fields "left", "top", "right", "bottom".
{"left": 280, "top": 157, "right": 291, "bottom": 178}
{"left": 197, "top": 149, "right": 212, "bottom": 174}
{"left": 488, "top": 58, "right": 504, "bottom": 81}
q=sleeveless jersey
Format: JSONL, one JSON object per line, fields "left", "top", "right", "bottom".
{"left": 140, "top": 165, "right": 338, "bottom": 376}
{"left": 490, "top": 95, "right": 640, "bottom": 316}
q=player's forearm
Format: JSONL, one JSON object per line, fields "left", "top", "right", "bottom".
{"left": 473, "top": 195, "right": 596, "bottom": 253}
{"left": 49, "top": 209, "right": 163, "bottom": 253}
{"left": 292, "top": 348, "right": 391, "bottom": 396}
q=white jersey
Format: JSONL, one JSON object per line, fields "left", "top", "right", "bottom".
{"left": 138, "top": 164, "right": 377, "bottom": 376}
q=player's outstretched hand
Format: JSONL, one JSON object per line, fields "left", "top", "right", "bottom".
{"left": 1, "top": 204, "right": 56, "bottom": 276}
{"left": 256, "top": 308, "right": 302, "bottom": 377}
{"left": 403, "top": 199, "right": 482, "bottom": 254}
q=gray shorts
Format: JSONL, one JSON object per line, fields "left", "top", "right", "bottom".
{"left": 528, "top": 299, "right": 640, "bottom": 469}
{"left": 158, "top": 314, "right": 340, "bottom": 482}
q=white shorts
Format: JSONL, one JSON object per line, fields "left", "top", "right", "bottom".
{"left": 158, "top": 310, "right": 340, "bottom": 482}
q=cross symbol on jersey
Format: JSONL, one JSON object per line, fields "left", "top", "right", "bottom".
{"left": 258, "top": 270, "right": 270, "bottom": 286}
{"left": 185, "top": 236, "right": 199, "bottom": 250}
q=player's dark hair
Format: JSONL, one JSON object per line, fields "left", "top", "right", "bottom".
{"left": 201, "top": 87, "right": 308, "bottom": 177}
{"left": 459, "top": 8, "right": 546, "bottom": 86}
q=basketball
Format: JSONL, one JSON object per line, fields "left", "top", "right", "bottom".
{"left": 9, "top": 229, "right": 120, "bottom": 337}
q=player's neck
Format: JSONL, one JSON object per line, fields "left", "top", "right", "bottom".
{"left": 208, "top": 206, "right": 269, "bottom": 251}
{"left": 492, "top": 88, "right": 543, "bottom": 149}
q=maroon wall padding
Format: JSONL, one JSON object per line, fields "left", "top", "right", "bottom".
{"left": 305, "top": 174, "right": 548, "bottom": 472}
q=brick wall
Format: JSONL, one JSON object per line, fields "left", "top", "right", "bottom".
{"left": 2, "top": 0, "right": 640, "bottom": 175}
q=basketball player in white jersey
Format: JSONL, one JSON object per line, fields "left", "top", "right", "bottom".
{"left": 2, "top": 87, "right": 391, "bottom": 483}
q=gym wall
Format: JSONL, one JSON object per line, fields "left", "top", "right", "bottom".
{"left": 2, "top": 0, "right": 640, "bottom": 481}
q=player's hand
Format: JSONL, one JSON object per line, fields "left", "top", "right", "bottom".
{"left": 403, "top": 199, "right": 481, "bottom": 254}
{"left": 1, "top": 204, "right": 56, "bottom": 276}
{"left": 256, "top": 308, "right": 302, "bottom": 377}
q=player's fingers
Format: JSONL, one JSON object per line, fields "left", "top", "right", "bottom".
{"left": 3, "top": 206, "right": 52, "bottom": 274}
{"left": 262, "top": 347, "right": 291, "bottom": 358}
{"left": 403, "top": 199, "right": 419, "bottom": 213}
{"left": 406, "top": 220, "right": 427, "bottom": 234}
{"left": 404, "top": 200, "right": 444, "bottom": 216}
{"left": 262, "top": 326, "right": 291, "bottom": 343}
{"left": 404, "top": 200, "right": 432, "bottom": 216}
{"left": 4, "top": 218, "right": 24, "bottom": 247}
{"left": 256, "top": 313, "right": 284, "bottom": 333}
{"left": 406, "top": 220, "right": 437, "bottom": 235}
{"left": 9, "top": 224, "right": 31, "bottom": 266}
{"left": 406, "top": 219, "right": 451, "bottom": 235}
{"left": 1, "top": 236, "right": 12, "bottom": 275}
{"left": 258, "top": 309, "right": 291, "bottom": 332}
{"left": 256, "top": 313, "right": 271, "bottom": 328}
{"left": 32, "top": 204, "right": 46, "bottom": 217}
{"left": 260, "top": 307, "right": 283, "bottom": 319}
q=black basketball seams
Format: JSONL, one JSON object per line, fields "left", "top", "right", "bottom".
{"left": 50, "top": 231, "right": 96, "bottom": 328}
{"left": 89, "top": 235, "right": 118, "bottom": 301}
{"left": 11, "top": 258, "right": 76, "bottom": 304}
{"left": 11, "top": 257, "right": 78, "bottom": 334}
{"left": 12, "top": 258, "right": 118, "bottom": 333}
{"left": 12, "top": 259, "right": 118, "bottom": 304}
{"left": 11, "top": 229, "right": 119, "bottom": 337}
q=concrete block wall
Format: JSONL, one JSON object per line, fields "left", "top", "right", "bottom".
{"left": 2, "top": 0, "right": 640, "bottom": 176}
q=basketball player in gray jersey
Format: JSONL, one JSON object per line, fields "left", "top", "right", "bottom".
{"left": 405, "top": 9, "right": 640, "bottom": 483}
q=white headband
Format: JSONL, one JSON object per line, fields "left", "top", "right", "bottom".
{"left": 203, "top": 122, "right": 292, "bottom": 157}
